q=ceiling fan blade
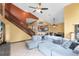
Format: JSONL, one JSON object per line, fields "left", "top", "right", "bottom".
{"left": 40, "top": 11, "right": 43, "bottom": 13}
{"left": 41, "top": 8, "right": 48, "bottom": 10}
{"left": 29, "top": 6, "right": 36, "bottom": 9}
{"left": 33, "top": 10, "right": 36, "bottom": 12}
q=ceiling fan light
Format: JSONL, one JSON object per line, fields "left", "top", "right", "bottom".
{"left": 36, "top": 9, "right": 42, "bottom": 13}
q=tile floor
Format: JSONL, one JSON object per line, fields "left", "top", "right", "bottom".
{"left": 10, "top": 41, "right": 44, "bottom": 56}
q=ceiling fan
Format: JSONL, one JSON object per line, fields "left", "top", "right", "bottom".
{"left": 29, "top": 3, "right": 48, "bottom": 13}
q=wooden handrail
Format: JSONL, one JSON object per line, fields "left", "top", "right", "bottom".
{"left": 5, "top": 3, "right": 38, "bottom": 36}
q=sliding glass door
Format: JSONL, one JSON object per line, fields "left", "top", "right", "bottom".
{"left": 75, "top": 24, "right": 79, "bottom": 42}
{"left": 0, "top": 21, "right": 5, "bottom": 44}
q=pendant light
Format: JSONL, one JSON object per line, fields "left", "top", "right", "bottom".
{"left": 52, "top": 17, "right": 57, "bottom": 28}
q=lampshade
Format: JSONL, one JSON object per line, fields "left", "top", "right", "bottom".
{"left": 52, "top": 24, "right": 57, "bottom": 28}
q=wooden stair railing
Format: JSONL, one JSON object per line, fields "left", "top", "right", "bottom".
{"left": 5, "top": 3, "right": 38, "bottom": 36}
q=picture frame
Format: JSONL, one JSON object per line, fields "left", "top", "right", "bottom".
{"left": 38, "top": 25, "right": 48, "bottom": 32}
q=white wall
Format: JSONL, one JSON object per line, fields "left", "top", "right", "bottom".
{"left": 13, "top": 3, "right": 65, "bottom": 24}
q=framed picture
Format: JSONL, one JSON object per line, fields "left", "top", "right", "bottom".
{"left": 38, "top": 25, "right": 48, "bottom": 32}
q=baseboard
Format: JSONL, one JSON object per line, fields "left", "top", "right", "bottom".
{"left": 9, "top": 39, "right": 32, "bottom": 44}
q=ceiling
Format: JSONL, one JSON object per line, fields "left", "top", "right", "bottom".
{"left": 13, "top": 3, "right": 70, "bottom": 24}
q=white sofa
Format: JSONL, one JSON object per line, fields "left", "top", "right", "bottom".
{"left": 38, "top": 41, "right": 77, "bottom": 56}
{"left": 26, "top": 35, "right": 79, "bottom": 56}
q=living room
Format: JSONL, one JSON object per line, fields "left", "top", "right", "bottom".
{"left": 0, "top": 3, "right": 79, "bottom": 56}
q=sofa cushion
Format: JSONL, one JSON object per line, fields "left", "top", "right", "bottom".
{"left": 38, "top": 42, "right": 56, "bottom": 56}
{"left": 32, "top": 35, "right": 42, "bottom": 41}
{"left": 27, "top": 41, "right": 42, "bottom": 49}
{"left": 73, "top": 45, "right": 79, "bottom": 54}
{"left": 44, "top": 35, "right": 53, "bottom": 42}
{"left": 52, "top": 36, "right": 63, "bottom": 44}
{"left": 52, "top": 36, "right": 63, "bottom": 40}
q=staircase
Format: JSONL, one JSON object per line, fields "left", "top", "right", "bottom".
{"left": 5, "top": 3, "right": 38, "bottom": 36}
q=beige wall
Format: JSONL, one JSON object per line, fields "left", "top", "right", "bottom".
{"left": 64, "top": 3, "right": 79, "bottom": 39}
{"left": 0, "top": 15, "right": 31, "bottom": 43}
{"left": 9, "top": 23, "right": 31, "bottom": 42}
{"left": 48, "top": 23, "right": 64, "bottom": 33}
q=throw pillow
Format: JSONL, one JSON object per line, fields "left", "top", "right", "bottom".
{"left": 62, "top": 40, "right": 72, "bottom": 49}
{"left": 69, "top": 42, "right": 79, "bottom": 50}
